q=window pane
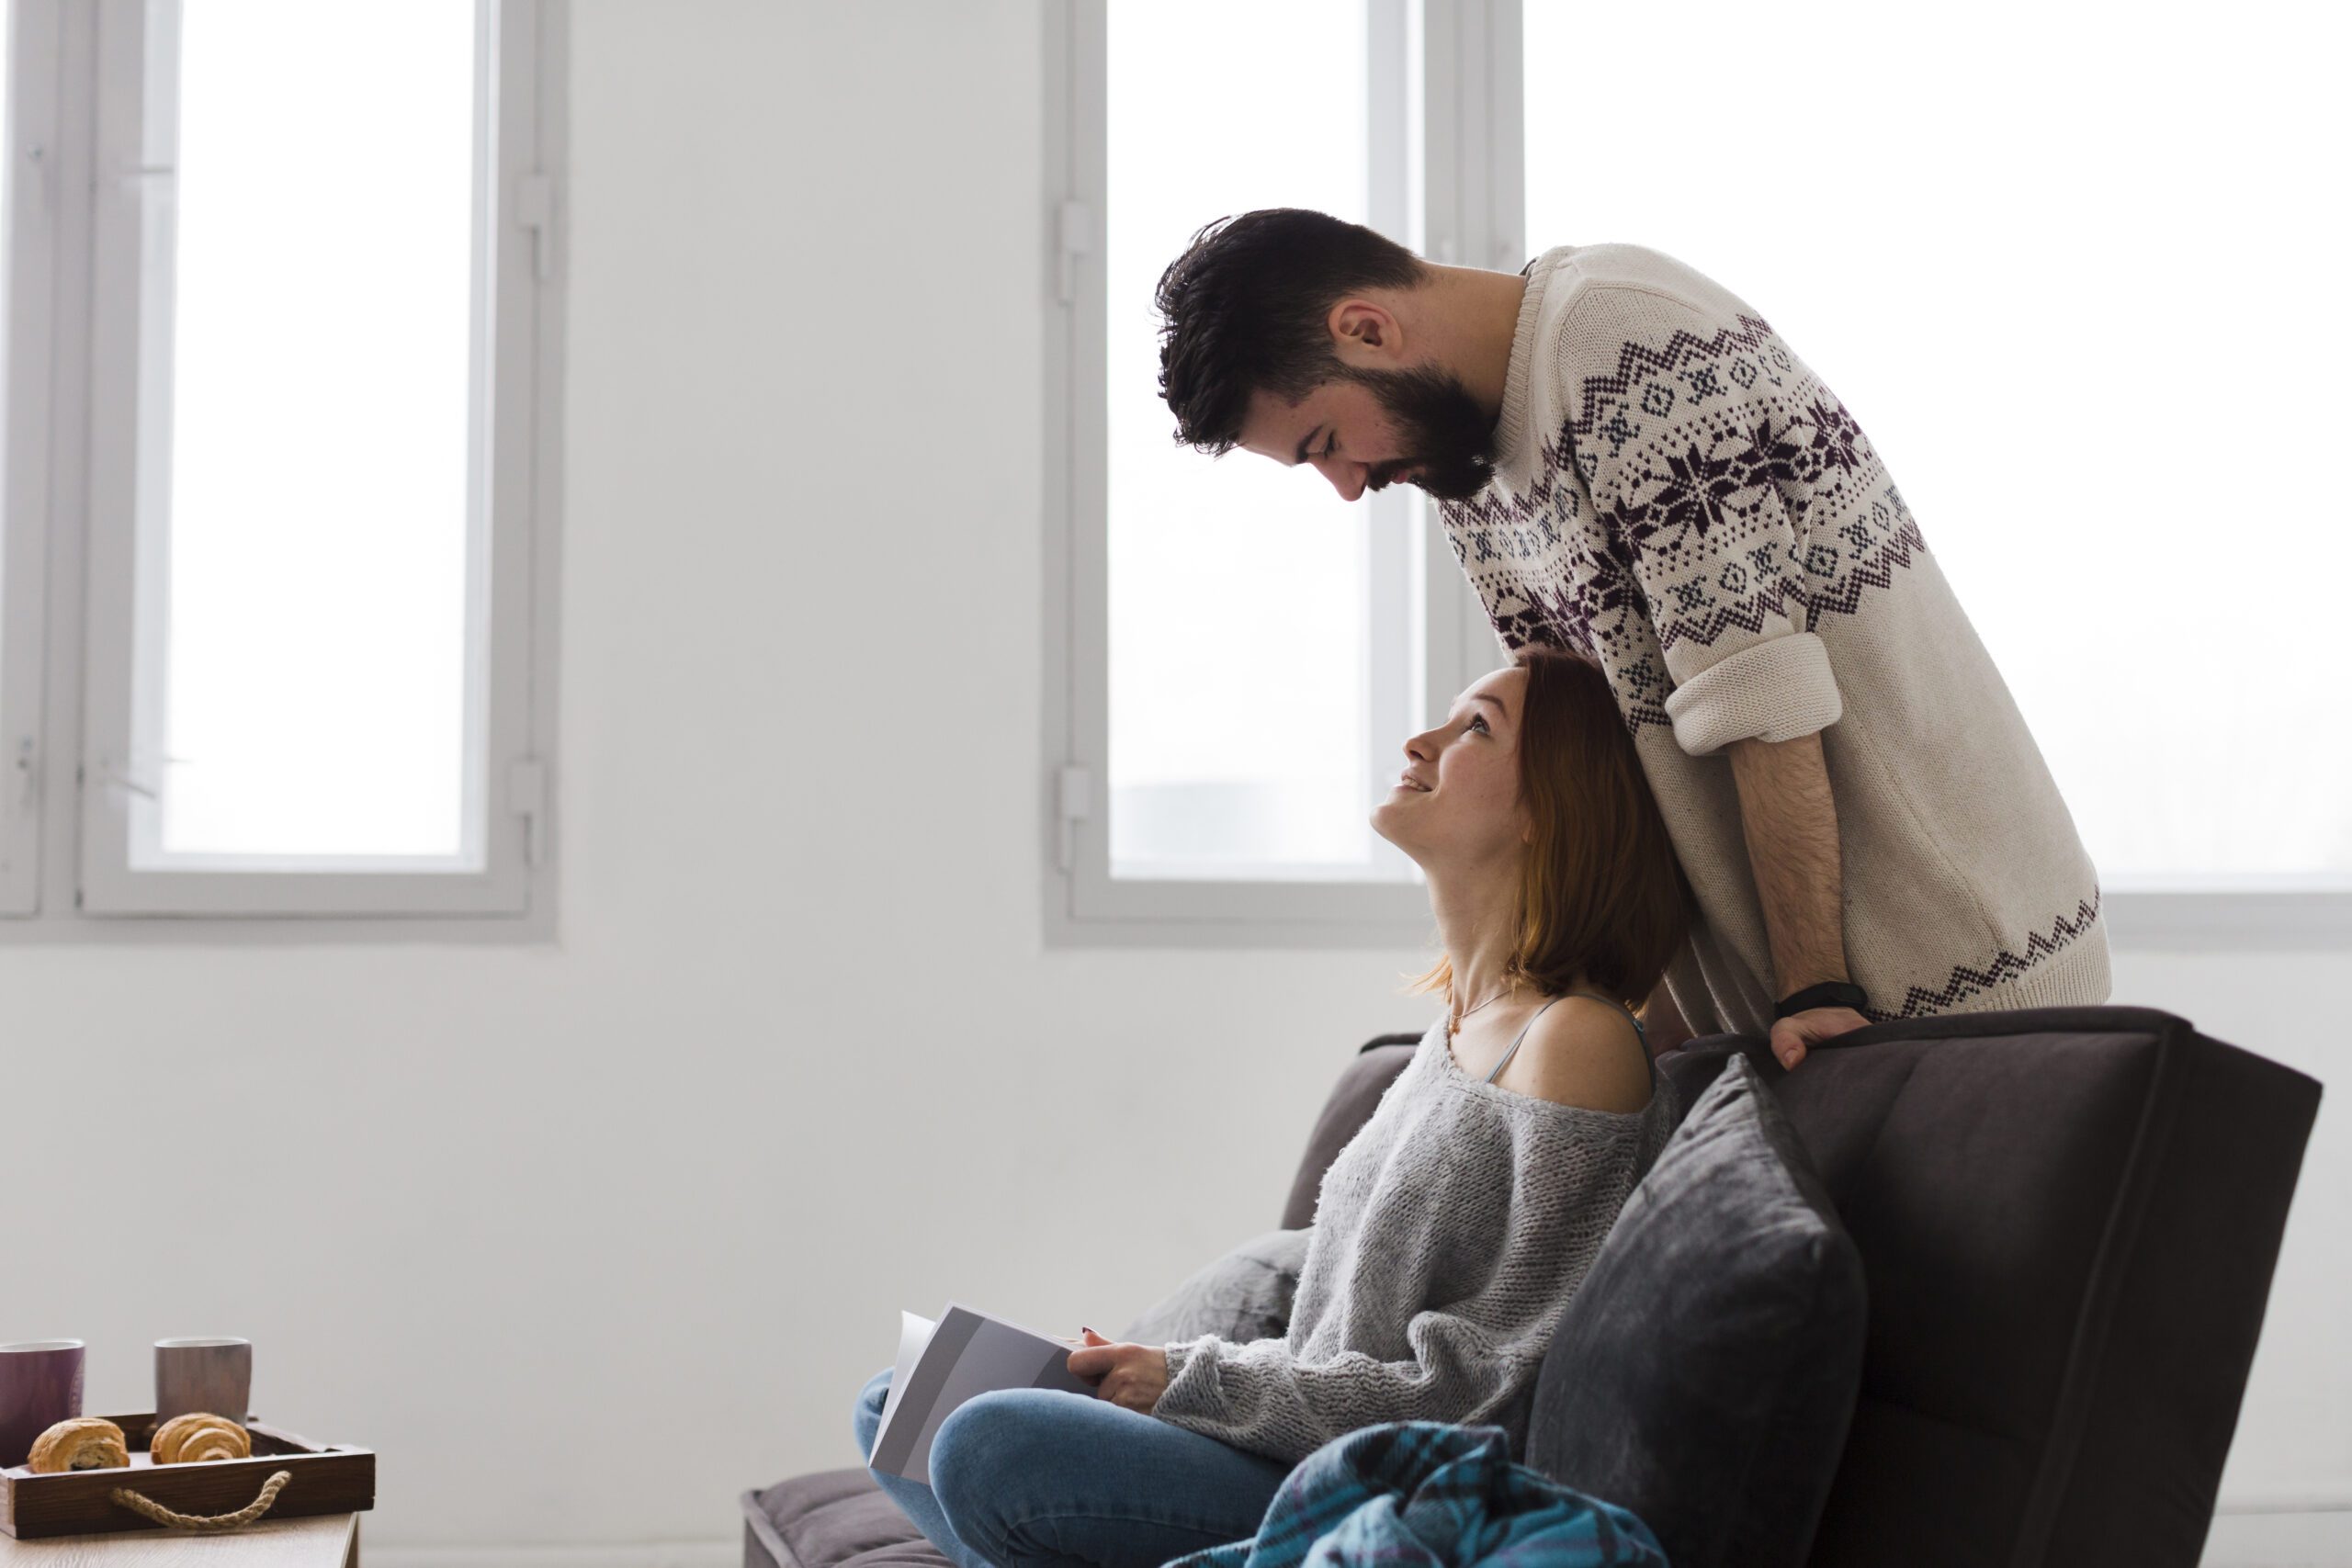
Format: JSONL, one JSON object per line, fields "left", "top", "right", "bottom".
{"left": 136, "top": 1, "right": 483, "bottom": 863}
{"left": 1107, "top": 0, "right": 1411, "bottom": 882}
{"left": 1525, "top": 0, "right": 2351, "bottom": 886}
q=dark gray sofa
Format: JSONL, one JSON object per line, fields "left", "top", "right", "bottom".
{"left": 744, "top": 1005, "right": 2321, "bottom": 1568}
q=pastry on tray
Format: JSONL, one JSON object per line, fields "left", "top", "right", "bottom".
{"left": 27, "top": 1416, "right": 130, "bottom": 1473}
{"left": 152, "top": 1412, "right": 252, "bottom": 1464}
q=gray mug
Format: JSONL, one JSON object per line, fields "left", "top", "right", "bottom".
{"left": 1, "top": 1340, "right": 86, "bottom": 1470}
{"left": 154, "top": 1337, "right": 252, "bottom": 1425}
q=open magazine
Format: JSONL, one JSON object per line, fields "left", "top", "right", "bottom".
{"left": 867, "top": 1303, "right": 1098, "bottom": 1484}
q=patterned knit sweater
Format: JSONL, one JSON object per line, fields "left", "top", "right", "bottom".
{"left": 1436, "top": 244, "right": 2110, "bottom": 1034}
{"left": 1150, "top": 1018, "right": 1679, "bottom": 1463}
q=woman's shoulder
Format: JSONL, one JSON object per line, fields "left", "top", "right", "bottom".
{"left": 1501, "top": 995, "right": 1657, "bottom": 1116}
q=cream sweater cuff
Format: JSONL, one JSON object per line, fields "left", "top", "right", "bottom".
{"left": 1663, "top": 631, "right": 1843, "bottom": 755}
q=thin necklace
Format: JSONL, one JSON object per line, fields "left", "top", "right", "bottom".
{"left": 1448, "top": 976, "right": 1518, "bottom": 1038}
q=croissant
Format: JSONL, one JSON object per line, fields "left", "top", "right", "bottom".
{"left": 152, "top": 1412, "right": 251, "bottom": 1464}
{"left": 27, "top": 1417, "right": 130, "bottom": 1473}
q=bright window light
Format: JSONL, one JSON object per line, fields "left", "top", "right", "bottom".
{"left": 136, "top": 0, "right": 483, "bottom": 863}
{"left": 1525, "top": 0, "right": 2351, "bottom": 886}
{"left": 1105, "top": 0, "right": 1418, "bottom": 883}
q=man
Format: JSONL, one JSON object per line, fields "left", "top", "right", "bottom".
{"left": 1153, "top": 210, "right": 2109, "bottom": 1069}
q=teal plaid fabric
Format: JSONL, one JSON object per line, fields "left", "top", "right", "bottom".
{"left": 1165, "top": 1422, "right": 1666, "bottom": 1568}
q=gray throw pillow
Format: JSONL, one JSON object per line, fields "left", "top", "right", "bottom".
{"left": 1524, "top": 1051, "right": 1867, "bottom": 1568}
{"left": 1120, "top": 1227, "right": 1312, "bottom": 1346}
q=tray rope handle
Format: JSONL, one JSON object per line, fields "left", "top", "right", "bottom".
{"left": 107, "top": 1468, "right": 295, "bottom": 1530}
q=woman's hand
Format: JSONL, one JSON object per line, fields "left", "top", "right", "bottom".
{"left": 1066, "top": 1327, "right": 1170, "bottom": 1414}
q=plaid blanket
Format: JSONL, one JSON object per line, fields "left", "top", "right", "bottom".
{"left": 1166, "top": 1423, "right": 1666, "bottom": 1568}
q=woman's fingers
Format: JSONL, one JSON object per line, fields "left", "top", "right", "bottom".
{"left": 1069, "top": 1333, "right": 1135, "bottom": 1386}
{"left": 1070, "top": 1341, "right": 1159, "bottom": 1409}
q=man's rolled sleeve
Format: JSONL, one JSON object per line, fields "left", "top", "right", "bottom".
{"left": 1560, "top": 287, "right": 1850, "bottom": 761}
{"left": 1662, "top": 630, "right": 1842, "bottom": 756}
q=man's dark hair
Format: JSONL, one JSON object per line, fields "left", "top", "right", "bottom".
{"left": 1155, "top": 209, "right": 1427, "bottom": 456}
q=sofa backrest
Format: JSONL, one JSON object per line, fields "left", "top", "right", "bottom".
{"left": 1279, "top": 1031, "right": 1424, "bottom": 1232}
{"left": 1283, "top": 1006, "right": 2322, "bottom": 1568}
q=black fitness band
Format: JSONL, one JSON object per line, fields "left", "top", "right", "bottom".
{"left": 1772, "top": 980, "right": 1871, "bottom": 1021}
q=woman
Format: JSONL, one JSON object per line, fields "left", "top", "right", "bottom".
{"left": 852, "top": 646, "right": 1691, "bottom": 1568}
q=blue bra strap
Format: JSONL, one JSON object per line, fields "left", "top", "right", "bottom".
{"left": 1485, "top": 990, "right": 1655, "bottom": 1088}
{"left": 1568, "top": 989, "right": 1658, "bottom": 1088}
{"left": 1482, "top": 995, "right": 1563, "bottom": 1084}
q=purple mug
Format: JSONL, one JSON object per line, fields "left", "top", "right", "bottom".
{"left": 0, "top": 1340, "right": 86, "bottom": 1470}
{"left": 155, "top": 1337, "right": 252, "bottom": 1425}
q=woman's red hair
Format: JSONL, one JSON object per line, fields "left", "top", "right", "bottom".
{"left": 1417, "top": 646, "right": 1692, "bottom": 1016}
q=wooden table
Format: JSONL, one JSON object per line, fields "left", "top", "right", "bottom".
{"left": 0, "top": 1514, "right": 356, "bottom": 1568}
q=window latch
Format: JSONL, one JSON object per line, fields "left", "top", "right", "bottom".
{"left": 1055, "top": 199, "right": 1093, "bottom": 307}
{"left": 516, "top": 173, "right": 556, "bottom": 283}
{"left": 510, "top": 757, "right": 548, "bottom": 867}
{"left": 89, "top": 754, "right": 188, "bottom": 803}
{"left": 103, "top": 161, "right": 175, "bottom": 189}
{"left": 1055, "top": 764, "right": 1091, "bottom": 874}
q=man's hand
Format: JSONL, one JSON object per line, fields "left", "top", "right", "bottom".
{"left": 1769, "top": 1006, "right": 1871, "bottom": 1071}
{"left": 1067, "top": 1327, "right": 1170, "bottom": 1414}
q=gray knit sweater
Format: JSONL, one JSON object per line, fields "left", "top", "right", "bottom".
{"left": 1149, "top": 1017, "right": 1679, "bottom": 1463}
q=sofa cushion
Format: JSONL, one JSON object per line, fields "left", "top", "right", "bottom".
{"left": 1525, "top": 1051, "right": 1866, "bottom": 1568}
{"left": 1120, "top": 1227, "right": 1311, "bottom": 1346}
{"left": 741, "top": 1470, "right": 949, "bottom": 1568}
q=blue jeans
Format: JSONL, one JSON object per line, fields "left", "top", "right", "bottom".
{"left": 852, "top": 1366, "right": 1292, "bottom": 1568}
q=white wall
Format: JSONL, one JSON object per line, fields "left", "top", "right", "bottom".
{"left": 3, "top": 4, "right": 2342, "bottom": 1562}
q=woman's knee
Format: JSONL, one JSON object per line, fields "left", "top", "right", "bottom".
{"left": 928, "top": 1390, "right": 1077, "bottom": 1548}
{"left": 850, "top": 1367, "right": 892, "bottom": 1459}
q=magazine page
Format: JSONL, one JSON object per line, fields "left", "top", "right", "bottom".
{"left": 866, "top": 1303, "right": 1094, "bottom": 1484}
{"left": 875, "top": 1309, "right": 937, "bottom": 1437}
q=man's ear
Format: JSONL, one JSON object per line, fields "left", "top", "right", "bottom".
{"left": 1327, "top": 297, "right": 1404, "bottom": 367}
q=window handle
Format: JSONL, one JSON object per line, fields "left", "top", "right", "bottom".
{"left": 24, "top": 141, "right": 52, "bottom": 212}
{"left": 102, "top": 162, "right": 177, "bottom": 192}
{"left": 91, "top": 755, "right": 191, "bottom": 803}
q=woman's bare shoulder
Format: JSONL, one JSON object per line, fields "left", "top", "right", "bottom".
{"left": 1505, "top": 996, "right": 1654, "bottom": 1114}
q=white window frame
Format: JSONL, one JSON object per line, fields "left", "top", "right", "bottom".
{"left": 0, "top": 0, "right": 59, "bottom": 915}
{"left": 1042, "top": 0, "right": 1519, "bottom": 947}
{"left": 1048, "top": 0, "right": 2352, "bottom": 951}
{"left": 0, "top": 0, "right": 564, "bottom": 939}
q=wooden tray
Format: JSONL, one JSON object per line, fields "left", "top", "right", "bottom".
{"left": 0, "top": 1415, "right": 373, "bottom": 1540}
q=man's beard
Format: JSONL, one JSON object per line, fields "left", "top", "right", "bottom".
{"left": 1343, "top": 365, "right": 1498, "bottom": 502}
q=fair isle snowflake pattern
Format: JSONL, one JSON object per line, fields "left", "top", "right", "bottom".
{"left": 1435, "top": 270, "right": 2109, "bottom": 1026}
{"left": 1439, "top": 311, "right": 1928, "bottom": 739}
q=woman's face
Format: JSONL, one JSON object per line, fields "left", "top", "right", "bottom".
{"left": 1371, "top": 665, "right": 1530, "bottom": 868}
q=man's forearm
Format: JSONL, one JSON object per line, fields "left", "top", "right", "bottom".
{"left": 1724, "top": 729, "right": 1849, "bottom": 997}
